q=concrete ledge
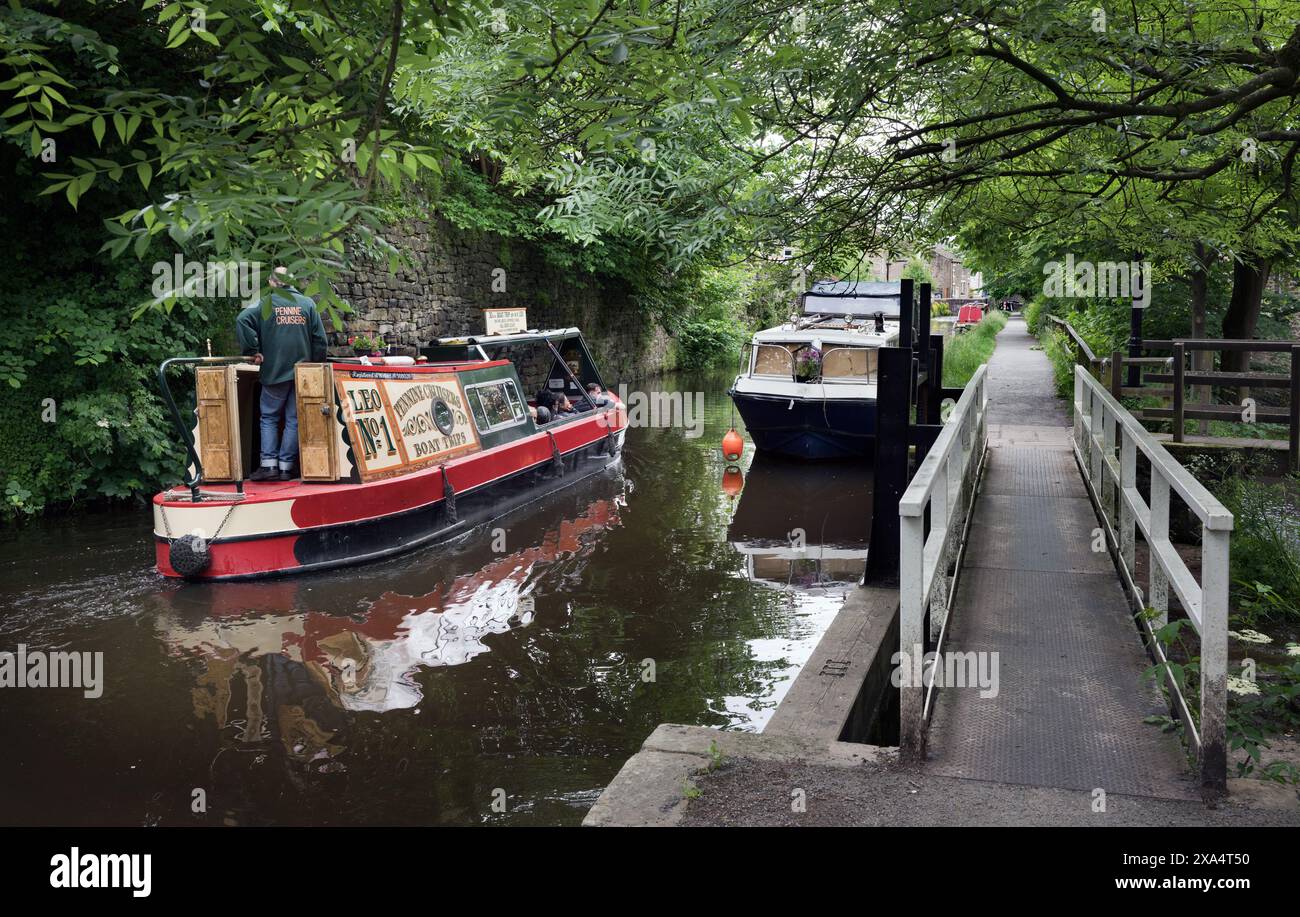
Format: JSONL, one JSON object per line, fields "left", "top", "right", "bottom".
{"left": 583, "top": 723, "right": 893, "bottom": 827}
{"left": 765, "top": 583, "right": 900, "bottom": 743}
{"left": 586, "top": 579, "right": 904, "bottom": 826}
{"left": 582, "top": 748, "right": 711, "bottom": 827}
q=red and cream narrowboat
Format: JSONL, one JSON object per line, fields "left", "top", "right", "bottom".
{"left": 153, "top": 328, "right": 625, "bottom": 580}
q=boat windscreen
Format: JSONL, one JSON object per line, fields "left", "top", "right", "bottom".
{"left": 479, "top": 336, "right": 602, "bottom": 404}
{"left": 802, "top": 280, "right": 902, "bottom": 318}
{"left": 821, "top": 347, "right": 877, "bottom": 380}
{"left": 752, "top": 343, "right": 795, "bottom": 375}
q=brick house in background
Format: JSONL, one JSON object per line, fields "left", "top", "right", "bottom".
{"left": 862, "top": 245, "right": 983, "bottom": 299}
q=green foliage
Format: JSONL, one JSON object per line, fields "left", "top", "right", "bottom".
{"left": 0, "top": 261, "right": 221, "bottom": 519}
{"left": 901, "top": 256, "right": 931, "bottom": 285}
{"left": 1038, "top": 325, "right": 1077, "bottom": 398}
{"left": 1031, "top": 303, "right": 1129, "bottom": 398}
{"left": 1223, "top": 629, "right": 1300, "bottom": 784}
{"left": 1216, "top": 478, "right": 1300, "bottom": 617}
{"left": 675, "top": 318, "right": 747, "bottom": 371}
{"left": 425, "top": 159, "right": 663, "bottom": 282}
{"left": 0, "top": 0, "right": 483, "bottom": 323}
{"left": 706, "top": 739, "right": 724, "bottom": 772}
{"left": 0, "top": 121, "right": 229, "bottom": 519}
{"left": 1145, "top": 615, "right": 1300, "bottom": 785}
{"left": 942, "top": 310, "right": 1007, "bottom": 387}
{"left": 1023, "top": 298, "right": 1050, "bottom": 336}
{"left": 667, "top": 266, "right": 759, "bottom": 370}
{"left": 637, "top": 260, "right": 793, "bottom": 371}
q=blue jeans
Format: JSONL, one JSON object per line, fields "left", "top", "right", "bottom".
{"left": 259, "top": 381, "right": 298, "bottom": 470}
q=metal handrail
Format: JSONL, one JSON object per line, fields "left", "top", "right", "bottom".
{"left": 898, "top": 363, "right": 990, "bottom": 757}
{"left": 1073, "top": 365, "right": 1232, "bottom": 791}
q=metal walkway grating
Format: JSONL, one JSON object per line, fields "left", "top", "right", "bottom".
{"left": 925, "top": 320, "right": 1197, "bottom": 801}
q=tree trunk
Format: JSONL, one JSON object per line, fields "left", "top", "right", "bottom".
{"left": 1221, "top": 253, "right": 1270, "bottom": 374}
{"left": 1189, "top": 243, "right": 1214, "bottom": 433}
{"left": 1189, "top": 243, "right": 1211, "bottom": 339}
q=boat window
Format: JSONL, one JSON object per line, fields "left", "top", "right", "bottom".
{"left": 821, "top": 347, "right": 878, "bottom": 381}
{"left": 465, "top": 379, "right": 528, "bottom": 434}
{"left": 752, "top": 344, "right": 796, "bottom": 376}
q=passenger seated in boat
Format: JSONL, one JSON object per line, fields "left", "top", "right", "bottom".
{"left": 534, "top": 389, "right": 556, "bottom": 423}
{"left": 584, "top": 383, "right": 609, "bottom": 407}
{"left": 553, "top": 394, "right": 577, "bottom": 416}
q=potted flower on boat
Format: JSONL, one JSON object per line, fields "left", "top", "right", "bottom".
{"left": 794, "top": 344, "right": 822, "bottom": 383}
{"left": 349, "top": 333, "right": 387, "bottom": 357}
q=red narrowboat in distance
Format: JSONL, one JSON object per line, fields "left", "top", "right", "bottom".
{"left": 153, "top": 327, "right": 625, "bottom": 581}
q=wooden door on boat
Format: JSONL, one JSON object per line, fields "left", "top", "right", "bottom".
{"left": 195, "top": 364, "right": 243, "bottom": 482}
{"left": 296, "top": 363, "right": 338, "bottom": 482}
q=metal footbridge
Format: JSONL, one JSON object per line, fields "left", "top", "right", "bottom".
{"left": 897, "top": 316, "right": 1230, "bottom": 797}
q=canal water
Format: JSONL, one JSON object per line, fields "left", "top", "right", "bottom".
{"left": 0, "top": 370, "right": 872, "bottom": 826}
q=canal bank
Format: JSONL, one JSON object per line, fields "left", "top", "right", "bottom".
{"left": 585, "top": 318, "right": 1300, "bottom": 827}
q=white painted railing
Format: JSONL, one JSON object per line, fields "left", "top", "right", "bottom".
{"left": 899, "top": 364, "right": 989, "bottom": 758}
{"left": 1073, "top": 365, "right": 1232, "bottom": 790}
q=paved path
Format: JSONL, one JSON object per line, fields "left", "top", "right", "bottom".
{"left": 924, "top": 317, "right": 1197, "bottom": 800}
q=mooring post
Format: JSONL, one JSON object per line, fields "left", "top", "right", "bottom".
{"left": 916, "top": 282, "right": 933, "bottom": 424}
{"left": 864, "top": 346, "right": 912, "bottom": 586}
{"left": 928, "top": 332, "right": 945, "bottom": 424}
{"left": 898, "top": 278, "right": 914, "bottom": 355}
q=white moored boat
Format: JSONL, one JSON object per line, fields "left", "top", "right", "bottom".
{"left": 729, "top": 280, "right": 902, "bottom": 459}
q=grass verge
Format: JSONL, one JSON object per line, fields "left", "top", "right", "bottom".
{"left": 942, "top": 310, "right": 1009, "bottom": 387}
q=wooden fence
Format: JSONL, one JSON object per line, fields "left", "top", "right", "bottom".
{"left": 1047, "top": 316, "right": 1299, "bottom": 473}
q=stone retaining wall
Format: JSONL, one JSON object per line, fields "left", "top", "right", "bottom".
{"left": 330, "top": 217, "right": 672, "bottom": 384}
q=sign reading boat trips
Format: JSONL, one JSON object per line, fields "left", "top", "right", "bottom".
{"left": 333, "top": 368, "right": 480, "bottom": 482}
{"left": 483, "top": 307, "right": 527, "bottom": 336}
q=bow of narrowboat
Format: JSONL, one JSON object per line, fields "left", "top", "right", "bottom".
{"left": 154, "top": 328, "right": 625, "bottom": 581}
{"left": 729, "top": 280, "right": 901, "bottom": 460}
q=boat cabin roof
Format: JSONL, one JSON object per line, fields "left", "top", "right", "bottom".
{"left": 435, "top": 327, "right": 585, "bottom": 347}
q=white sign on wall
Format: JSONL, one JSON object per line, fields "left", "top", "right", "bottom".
{"left": 484, "top": 307, "right": 528, "bottom": 336}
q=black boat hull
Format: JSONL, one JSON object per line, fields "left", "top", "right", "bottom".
{"left": 729, "top": 390, "right": 877, "bottom": 459}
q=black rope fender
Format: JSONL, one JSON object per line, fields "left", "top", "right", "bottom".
{"left": 440, "top": 464, "right": 457, "bottom": 522}
{"left": 546, "top": 431, "right": 565, "bottom": 476}
{"left": 604, "top": 413, "right": 621, "bottom": 456}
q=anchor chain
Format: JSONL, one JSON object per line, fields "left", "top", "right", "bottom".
{"left": 160, "top": 500, "right": 236, "bottom": 543}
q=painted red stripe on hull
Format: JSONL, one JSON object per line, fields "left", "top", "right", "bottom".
{"left": 288, "top": 412, "right": 620, "bottom": 529}
{"left": 156, "top": 533, "right": 301, "bottom": 579}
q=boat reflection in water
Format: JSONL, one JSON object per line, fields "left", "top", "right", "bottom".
{"left": 151, "top": 468, "right": 625, "bottom": 808}
{"left": 719, "top": 454, "right": 872, "bottom": 726}
{"left": 727, "top": 454, "right": 872, "bottom": 590}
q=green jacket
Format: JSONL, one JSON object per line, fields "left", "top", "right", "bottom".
{"left": 235, "top": 288, "right": 328, "bottom": 386}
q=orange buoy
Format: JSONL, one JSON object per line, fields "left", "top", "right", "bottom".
{"left": 722, "top": 429, "right": 744, "bottom": 462}
{"left": 721, "top": 466, "right": 743, "bottom": 497}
